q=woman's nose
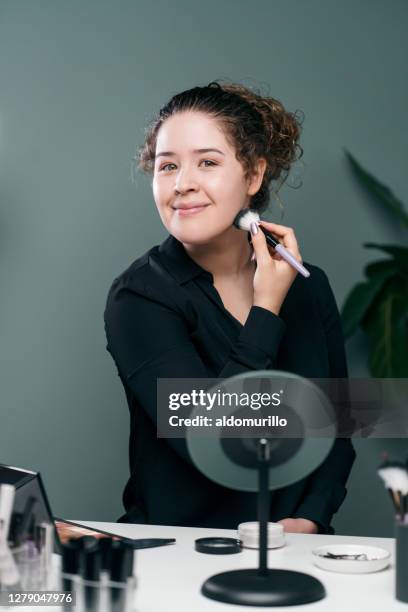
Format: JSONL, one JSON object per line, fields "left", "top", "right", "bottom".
{"left": 174, "top": 168, "right": 198, "bottom": 194}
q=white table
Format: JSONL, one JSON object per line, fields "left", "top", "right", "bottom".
{"left": 73, "top": 520, "right": 405, "bottom": 611}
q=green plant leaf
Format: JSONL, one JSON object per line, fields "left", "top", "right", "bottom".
{"left": 344, "top": 150, "right": 408, "bottom": 228}
{"left": 341, "top": 271, "right": 396, "bottom": 338}
{"left": 362, "top": 282, "right": 408, "bottom": 377}
{"left": 364, "top": 259, "right": 401, "bottom": 279}
{"left": 364, "top": 243, "right": 408, "bottom": 270}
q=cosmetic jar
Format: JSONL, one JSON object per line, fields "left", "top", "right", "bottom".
{"left": 237, "top": 522, "right": 285, "bottom": 549}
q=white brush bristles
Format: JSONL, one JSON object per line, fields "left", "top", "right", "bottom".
{"left": 378, "top": 466, "right": 408, "bottom": 495}
{"left": 234, "top": 208, "right": 261, "bottom": 231}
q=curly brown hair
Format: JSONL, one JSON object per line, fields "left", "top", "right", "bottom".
{"left": 137, "top": 79, "right": 304, "bottom": 214}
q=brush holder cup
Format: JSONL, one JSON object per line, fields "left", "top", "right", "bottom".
{"left": 396, "top": 520, "right": 408, "bottom": 603}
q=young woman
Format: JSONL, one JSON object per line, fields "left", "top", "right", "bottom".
{"left": 104, "top": 80, "right": 355, "bottom": 534}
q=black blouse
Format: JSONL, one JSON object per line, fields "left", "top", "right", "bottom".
{"left": 104, "top": 233, "right": 356, "bottom": 534}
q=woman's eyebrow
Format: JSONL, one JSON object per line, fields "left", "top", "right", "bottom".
{"left": 155, "top": 148, "right": 225, "bottom": 159}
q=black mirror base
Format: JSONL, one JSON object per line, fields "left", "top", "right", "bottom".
{"left": 202, "top": 568, "right": 326, "bottom": 607}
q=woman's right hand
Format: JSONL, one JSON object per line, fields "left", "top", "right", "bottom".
{"left": 250, "top": 220, "right": 303, "bottom": 315}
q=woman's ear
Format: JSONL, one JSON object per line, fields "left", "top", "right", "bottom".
{"left": 247, "top": 158, "right": 267, "bottom": 196}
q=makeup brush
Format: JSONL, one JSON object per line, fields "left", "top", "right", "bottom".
{"left": 377, "top": 452, "right": 398, "bottom": 513}
{"left": 233, "top": 208, "right": 310, "bottom": 278}
{"left": 377, "top": 453, "right": 408, "bottom": 522}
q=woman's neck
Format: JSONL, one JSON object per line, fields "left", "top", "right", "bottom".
{"left": 182, "top": 227, "right": 253, "bottom": 279}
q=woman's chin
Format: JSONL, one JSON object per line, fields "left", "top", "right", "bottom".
{"left": 169, "top": 224, "right": 219, "bottom": 245}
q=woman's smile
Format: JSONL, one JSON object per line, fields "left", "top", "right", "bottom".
{"left": 174, "top": 204, "right": 210, "bottom": 216}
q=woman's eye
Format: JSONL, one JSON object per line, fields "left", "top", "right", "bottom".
{"left": 159, "top": 163, "right": 176, "bottom": 172}
{"left": 159, "top": 160, "right": 217, "bottom": 172}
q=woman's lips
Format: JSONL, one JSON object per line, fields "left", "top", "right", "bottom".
{"left": 174, "top": 205, "right": 209, "bottom": 216}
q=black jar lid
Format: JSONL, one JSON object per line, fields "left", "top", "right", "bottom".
{"left": 195, "top": 537, "right": 242, "bottom": 555}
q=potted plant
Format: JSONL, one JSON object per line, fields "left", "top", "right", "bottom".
{"left": 341, "top": 151, "right": 408, "bottom": 377}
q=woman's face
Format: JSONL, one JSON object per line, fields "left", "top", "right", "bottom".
{"left": 152, "top": 111, "right": 264, "bottom": 244}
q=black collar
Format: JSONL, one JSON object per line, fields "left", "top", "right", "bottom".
{"left": 158, "top": 231, "right": 253, "bottom": 285}
{"left": 158, "top": 234, "right": 213, "bottom": 285}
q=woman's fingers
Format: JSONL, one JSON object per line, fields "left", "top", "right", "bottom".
{"left": 250, "top": 246, "right": 282, "bottom": 262}
{"left": 250, "top": 220, "right": 304, "bottom": 313}
{"left": 250, "top": 221, "right": 272, "bottom": 265}
{"left": 258, "top": 220, "right": 301, "bottom": 259}
{"left": 250, "top": 220, "right": 301, "bottom": 266}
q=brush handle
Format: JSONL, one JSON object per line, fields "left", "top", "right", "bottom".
{"left": 274, "top": 244, "right": 311, "bottom": 278}
{"left": 258, "top": 226, "right": 279, "bottom": 248}
{"left": 259, "top": 227, "right": 311, "bottom": 278}
{"left": 388, "top": 488, "right": 402, "bottom": 517}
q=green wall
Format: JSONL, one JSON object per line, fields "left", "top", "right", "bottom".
{"left": 0, "top": 0, "right": 406, "bottom": 537}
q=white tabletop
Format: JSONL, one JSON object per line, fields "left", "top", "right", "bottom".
{"left": 72, "top": 520, "right": 405, "bottom": 611}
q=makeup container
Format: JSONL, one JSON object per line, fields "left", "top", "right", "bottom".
{"left": 82, "top": 540, "right": 101, "bottom": 612}
{"left": 0, "top": 542, "right": 20, "bottom": 590}
{"left": 98, "top": 537, "right": 113, "bottom": 611}
{"left": 61, "top": 537, "right": 136, "bottom": 612}
{"left": 6, "top": 518, "right": 56, "bottom": 592}
{"left": 1, "top": 486, "right": 51, "bottom": 592}
{"left": 377, "top": 454, "right": 408, "bottom": 602}
{"left": 11, "top": 540, "right": 41, "bottom": 590}
{"left": 105, "top": 576, "right": 137, "bottom": 612}
{"left": 110, "top": 540, "right": 136, "bottom": 612}
{"left": 237, "top": 522, "right": 285, "bottom": 549}
{"left": 61, "top": 539, "right": 84, "bottom": 612}
{"left": 396, "top": 519, "right": 408, "bottom": 603}
{"left": 36, "top": 522, "right": 54, "bottom": 585}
